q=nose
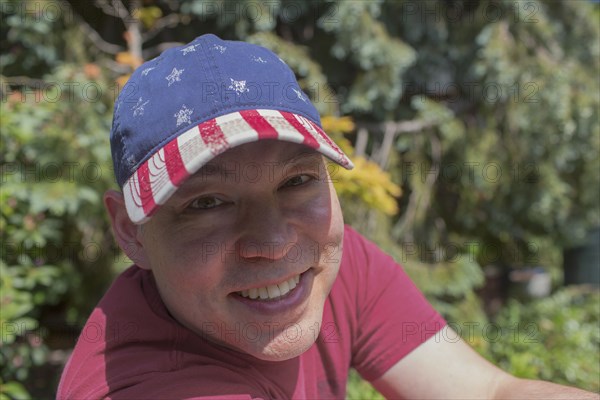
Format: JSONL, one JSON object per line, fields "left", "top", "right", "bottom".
{"left": 235, "top": 198, "right": 298, "bottom": 261}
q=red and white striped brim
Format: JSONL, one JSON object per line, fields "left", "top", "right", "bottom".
{"left": 123, "top": 109, "right": 354, "bottom": 224}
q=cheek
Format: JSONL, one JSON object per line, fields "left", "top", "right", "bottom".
{"left": 321, "top": 187, "right": 345, "bottom": 270}
{"left": 146, "top": 241, "right": 227, "bottom": 330}
{"left": 293, "top": 184, "right": 343, "bottom": 230}
{"left": 301, "top": 186, "right": 344, "bottom": 275}
{"left": 328, "top": 185, "right": 345, "bottom": 231}
{"left": 140, "top": 229, "right": 224, "bottom": 302}
{"left": 310, "top": 183, "right": 344, "bottom": 239}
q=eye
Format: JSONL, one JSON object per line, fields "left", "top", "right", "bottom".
{"left": 188, "top": 196, "right": 225, "bottom": 210}
{"left": 281, "top": 174, "right": 313, "bottom": 188}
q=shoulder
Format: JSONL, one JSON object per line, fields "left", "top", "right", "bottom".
{"left": 58, "top": 266, "right": 274, "bottom": 399}
{"left": 56, "top": 267, "right": 157, "bottom": 397}
{"left": 341, "top": 224, "right": 399, "bottom": 268}
{"left": 107, "top": 364, "right": 268, "bottom": 399}
{"left": 338, "top": 224, "right": 408, "bottom": 290}
{"left": 58, "top": 267, "right": 193, "bottom": 397}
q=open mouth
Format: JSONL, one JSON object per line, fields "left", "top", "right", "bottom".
{"left": 235, "top": 273, "right": 301, "bottom": 301}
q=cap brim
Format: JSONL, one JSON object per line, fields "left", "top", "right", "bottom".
{"left": 123, "top": 109, "right": 354, "bottom": 224}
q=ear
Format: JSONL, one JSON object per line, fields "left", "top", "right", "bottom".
{"left": 103, "top": 189, "right": 151, "bottom": 270}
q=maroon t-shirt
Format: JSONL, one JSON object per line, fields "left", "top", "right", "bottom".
{"left": 57, "top": 225, "right": 446, "bottom": 399}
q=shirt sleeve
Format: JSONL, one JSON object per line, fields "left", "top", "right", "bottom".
{"left": 344, "top": 226, "right": 447, "bottom": 381}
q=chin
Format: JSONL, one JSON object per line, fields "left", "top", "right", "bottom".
{"left": 242, "top": 315, "right": 325, "bottom": 362}
{"left": 248, "top": 331, "right": 318, "bottom": 362}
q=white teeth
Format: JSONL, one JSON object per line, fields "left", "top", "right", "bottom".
{"left": 266, "top": 284, "right": 281, "bottom": 298}
{"left": 237, "top": 274, "right": 301, "bottom": 300}
{"left": 278, "top": 280, "right": 290, "bottom": 296}
{"left": 248, "top": 287, "right": 258, "bottom": 299}
{"left": 258, "top": 287, "right": 268, "bottom": 299}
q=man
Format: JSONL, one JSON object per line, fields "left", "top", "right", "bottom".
{"left": 58, "top": 34, "right": 597, "bottom": 399}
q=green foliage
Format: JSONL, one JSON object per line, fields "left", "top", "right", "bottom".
{"left": 405, "top": 257, "right": 485, "bottom": 299}
{"left": 0, "top": 0, "right": 67, "bottom": 77}
{"left": 321, "top": 116, "right": 402, "bottom": 218}
{"left": 488, "top": 287, "right": 600, "bottom": 392}
{"left": 318, "top": 1, "right": 416, "bottom": 116}
{"left": 346, "top": 369, "right": 385, "bottom": 400}
{"left": 375, "top": 2, "right": 600, "bottom": 364}
{"left": 389, "top": 0, "right": 600, "bottom": 267}
{"left": 334, "top": 156, "right": 401, "bottom": 216}
{"left": 0, "top": 64, "right": 117, "bottom": 395}
{"left": 1, "top": 0, "right": 599, "bottom": 398}
{"left": 0, "top": 378, "right": 30, "bottom": 400}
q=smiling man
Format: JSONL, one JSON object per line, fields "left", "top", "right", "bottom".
{"left": 57, "top": 34, "right": 598, "bottom": 399}
{"left": 121, "top": 140, "right": 346, "bottom": 363}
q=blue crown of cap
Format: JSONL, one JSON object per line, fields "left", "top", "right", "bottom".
{"left": 110, "top": 34, "right": 321, "bottom": 187}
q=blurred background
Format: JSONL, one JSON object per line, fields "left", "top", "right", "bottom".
{"left": 1, "top": 0, "right": 599, "bottom": 398}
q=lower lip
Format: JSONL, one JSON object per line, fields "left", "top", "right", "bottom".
{"left": 230, "top": 270, "right": 313, "bottom": 316}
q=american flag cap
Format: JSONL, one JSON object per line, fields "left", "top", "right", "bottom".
{"left": 110, "top": 34, "right": 354, "bottom": 224}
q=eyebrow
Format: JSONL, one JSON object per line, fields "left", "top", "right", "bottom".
{"left": 280, "top": 151, "right": 324, "bottom": 166}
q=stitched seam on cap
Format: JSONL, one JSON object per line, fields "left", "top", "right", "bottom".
{"left": 201, "top": 35, "right": 225, "bottom": 115}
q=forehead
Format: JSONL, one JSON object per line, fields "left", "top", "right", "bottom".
{"left": 181, "top": 140, "right": 324, "bottom": 186}
{"left": 208, "top": 140, "right": 320, "bottom": 165}
{"left": 203, "top": 140, "right": 322, "bottom": 172}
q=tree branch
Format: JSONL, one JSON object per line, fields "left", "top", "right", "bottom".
{"left": 374, "top": 121, "right": 400, "bottom": 168}
{"left": 100, "top": 59, "right": 133, "bottom": 75}
{"left": 392, "top": 133, "right": 442, "bottom": 243}
{"left": 142, "top": 13, "right": 183, "bottom": 42}
{"left": 354, "top": 127, "right": 369, "bottom": 158}
{"left": 94, "top": 0, "right": 130, "bottom": 20}
{"left": 2, "top": 76, "right": 53, "bottom": 88}
{"left": 142, "top": 42, "right": 184, "bottom": 59}
{"left": 354, "top": 118, "right": 438, "bottom": 165}
{"left": 356, "top": 119, "right": 437, "bottom": 134}
{"left": 63, "top": 1, "right": 124, "bottom": 55}
{"left": 126, "top": 0, "right": 142, "bottom": 60}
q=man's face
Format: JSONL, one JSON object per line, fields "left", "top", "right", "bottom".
{"left": 136, "top": 140, "right": 345, "bottom": 361}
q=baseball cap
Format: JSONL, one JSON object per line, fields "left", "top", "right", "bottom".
{"left": 110, "top": 33, "right": 354, "bottom": 224}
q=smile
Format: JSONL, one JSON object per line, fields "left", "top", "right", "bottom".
{"left": 236, "top": 274, "right": 301, "bottom": 300}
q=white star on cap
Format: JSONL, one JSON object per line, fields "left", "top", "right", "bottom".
{"left": 181, "top": 45, "right": 198, "bottom": 55}
{"left": 212, "top": 44, "right": 227, "bottom": 54}
{"left": 132, "top": 97, "right": 149, "bottom": 117}
{"left": 251, "top": 55, "right": 267, "bottom": 63}
{"left": 293, "top": 88, "right": 307, "bottom": 102}
{"left": 228, "top": 78, "right": 250, "bottom": 96}
{"left": 166, "top": 67, "right": 184, "bottom": 86}
{"left": 174, "top": 104, "right": 193, "bottom": 127}
{"left": 141, "top": 67, "right": 155, "bottom": 76}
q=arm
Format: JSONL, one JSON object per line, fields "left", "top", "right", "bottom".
{"left": 495, "top": 378, "right": 598, "bottom": 400}
{"left": 371, "top": 325, "right": 599, "bottom": 400}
